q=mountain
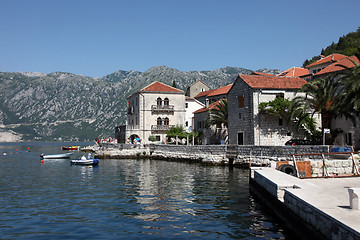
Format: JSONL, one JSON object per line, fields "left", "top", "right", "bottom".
{"left": 0, "top": 66, "right": 281, "bottom": 142}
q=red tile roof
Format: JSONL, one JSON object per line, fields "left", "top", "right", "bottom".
{"left": 193, "top": 89, "right": 215, "bottom": 98}
{"left": 140, "top": 81, "right": 184, "bottom": 93}
{"left": 207, "top": 84, "right": 233, "bottom": 97}
{"left": 238, "top": 75, "right": 307, "bottom": 89}
{"left": 193, "top": 99, "right": 223, "bottom": 114}
{"left": 314, "top": 56, "right": 360, "bottom": 76}
{"left": 277, "top": 67, "right": 309, "bottom": 77}
{"left": 305, "top": 54, "right": 347, "bottom": 68}
{"left": 251, "top": 71, "right": 274, "bottom": 76}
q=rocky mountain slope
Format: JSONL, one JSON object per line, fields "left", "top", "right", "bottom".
{"left": 0, "top": 66, "right": 281, "bottom": 141}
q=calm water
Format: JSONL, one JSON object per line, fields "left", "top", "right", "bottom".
{"left": 0, "top": 142, "right": 296, "bottom": 239}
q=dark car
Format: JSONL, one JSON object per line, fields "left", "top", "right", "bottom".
{"left": 285, "top": 139, "right": 313, "bottom": 145}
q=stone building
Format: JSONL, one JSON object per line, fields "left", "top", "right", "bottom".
{"left": 186, "top": 79, "right": 210, "bottom": 98}
{"left": 304, "top": 54, "right": 360, "bottom": 149}
{"left": 125, "top": 81, "right": 186, "bottom": 144}
{"left": 193, "top": 100, "right": 227, "bottom": 145}
{"left": 194, "top": 84, "right": 232, "bottom": 105}
{"left": 227, "top": 74, "right": 311, "bottom": 146}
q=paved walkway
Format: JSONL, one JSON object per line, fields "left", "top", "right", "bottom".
{"left": 251, "top": 167, "right": 360, "bottom": 238}
{"left": 287, "top": 177, "right": 360, "bottom": 234}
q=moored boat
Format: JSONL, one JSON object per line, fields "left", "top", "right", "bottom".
{"left": 41, "top": 152, "right": 73, "bottom": 159}
{"left": 61, "top": 146, "right": 80, "bottom": 150}
{"left": 70, "top": 155, "right": 99, "bottom": 165}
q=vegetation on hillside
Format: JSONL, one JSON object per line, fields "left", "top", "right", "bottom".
{"left": 303, "top": 27, "right": 360, "bottom": 67}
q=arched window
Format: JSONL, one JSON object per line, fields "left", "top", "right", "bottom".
{"left": 157, "top": 117, "right": 162, "bottom": 126}
{"left": 164, "top": 98, "right": 169, "bottom": 106}
{"left": 157, "top": 97, "right": 162, "bottom": 106}
{"left": 164, "top": 117, "right": 169, "bottom": 126}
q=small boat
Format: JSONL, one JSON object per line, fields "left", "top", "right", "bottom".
{"left": 70, "top": 155, "right": 99, "bottom": 165}
{"left": 40, "top": 152, "right": 73, "bottom": 159}
{"left": 61, "top": 146, "right": 80, "bottom": 150}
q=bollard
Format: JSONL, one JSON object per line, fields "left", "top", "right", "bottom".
{"left": 348, "top": 188, "right": 360, "bottom": 210}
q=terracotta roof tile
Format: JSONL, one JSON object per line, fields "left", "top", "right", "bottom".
{"left": 277, "top": 67, "right": 309, "bottom": 77}
{"left": 207, "top": 84, "right": 233, "bottom": 97}
{"left": 305, "top": 53, "right": 347, "bottom": 68}
{"left": 251, "top": 71, "right": 274, "bottom": 76}
{"left": 238, "top": 75, "right": 307, "bottom": 89}
{"left": 314, "top": 56, "right": 360, "bottom": 76}
{"left": 140, "top": 81, "right": 183, "bottom": 93}
{"left": 193, "top": 89, "right": 215, "bottom": 98}
{"left": 193, "top": 99, "right": 222, "bottom": 114}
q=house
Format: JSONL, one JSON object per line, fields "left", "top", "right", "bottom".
{"left": 186, "top": 79, "right": 210, "bottom": 98}
{"left": 227, "top": 74, "right": 312, "bottom": 146}
{"left": 305, "top": 54, "right": 360, "bottom": 149}
{"left": 194, "top": 84, "right": 232, "bottom": 105}
{"left": 277, "top": 67, "right": 309, "bottom": 78}
{"left": 125, "top": 81, "right": 186, "bottom": 144}
{"left": 193, "top": 99, "right": 227, "bottom": 145}
{"left": 185, "top": 96, "right": 204, "bottom": 132}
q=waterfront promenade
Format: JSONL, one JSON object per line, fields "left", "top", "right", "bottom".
{"left": 251, "top": 167, "right": 360, "bottom": 239}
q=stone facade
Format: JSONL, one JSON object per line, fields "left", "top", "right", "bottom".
{"left": 228, "top": 75, "right": 318, "bottom": 146}
{"left": 332, "top": 117, "right": 360, "bottom": 150}
{"left": 125, "top": 82, "right": 186, "bottom": 144}
{"left": 186, "top": 79, "right": 210, "bottom": 98}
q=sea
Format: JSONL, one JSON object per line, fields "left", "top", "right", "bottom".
{"left": 0, "top": 142, "right": 298, "bottom": 239}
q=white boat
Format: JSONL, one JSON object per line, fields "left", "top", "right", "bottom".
{"left": 40, "top": 152, "right": 73, "bottom": 159}
{"left": 70, "top": 155, "right": 99, "bottom": 165}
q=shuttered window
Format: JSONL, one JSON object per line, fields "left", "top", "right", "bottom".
{"left": 238, "top": 95, "right": 244, "bottom": 108}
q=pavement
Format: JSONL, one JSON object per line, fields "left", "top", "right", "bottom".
{"left": 287, "top": 176, "right": 360, "bottom": 234}
{"left": 251, "top": 167, "right": 360, "bottom": 237}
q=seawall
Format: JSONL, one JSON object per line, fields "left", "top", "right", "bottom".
{"left": 94, "top": 143, "right": 329, "bottom": 166}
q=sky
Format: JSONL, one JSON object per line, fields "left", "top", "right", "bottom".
{"left": 0, "top": 0, "right": 359, "bottom": 78}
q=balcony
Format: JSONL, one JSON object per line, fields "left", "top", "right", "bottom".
{"left": 151, "top": 105, "right": 174, "bottom": 113}
{"left": 151, "top": 125, "right": 174, "bottom": 131}
{"left": 127, "top": 125, "right": 140, "bottom": 130}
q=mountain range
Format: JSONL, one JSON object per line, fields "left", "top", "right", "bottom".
{"left": 0, "top": 66, "right": 281, "bottom": 142}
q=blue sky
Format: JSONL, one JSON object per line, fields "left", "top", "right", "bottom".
{"left": 0, "top": 0, "right": 359, "bottom": 77}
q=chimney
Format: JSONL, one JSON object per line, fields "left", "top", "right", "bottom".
{"left": 205, "top": 98, "right": 209, "bottom": 108}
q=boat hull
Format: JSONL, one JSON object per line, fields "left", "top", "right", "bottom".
{"left": 70, "top": 159, "right": 99, "bottom": 165}
{"left": 61, "top": 146, "right": 80, "bottom": 150}
{"left": 41, "top": 153, "right": 73, "bottom": 159}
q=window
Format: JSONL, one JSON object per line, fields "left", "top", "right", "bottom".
{"left": 198, "top": 121, "right": 202, "bottom": 129}
{"left": 157, "top": 97, "right": 162, "bottom": 106}
{"left": 238, "top": 95, "right": 244, "bottom": 108}
{"left": 164, "top": 117, "right": 169, "bottom": 126}
{"left": 345, "top": 133, "right": 353, "bottom": 145}
{"left": 237, "top": 132, "right": 244, "bottom": 145}
{"left": 185, "top": 121, "right": 188, "bottom": 127}
{"left": 238, "top": 113, "right": 242, "bottom": 119}
{"left": 185, "top": 103, "right": 188, "bottom": 108}
{"left": 276, "top": 93, "right": 284, "bottom": 99}
{"left": 164, "top": 98, "right": 169, "bottom": 106}
{"left": 157, "top": 117, "right": 162, "bottom": 125}
{"left": 156, "top": 135, "right": 161, "bottom": 141}
{"left": 279, "top": 118, "right": 283, "bottom": 126}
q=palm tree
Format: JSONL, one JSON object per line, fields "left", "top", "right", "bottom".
{"left": 338, "top": 60, "right": 360, "bottom": 114}
{"left": 206, "top": 99, "right": 228, "bottom": 128}
{"left": 291, "top": 76, "right": 343, "bottom": 130}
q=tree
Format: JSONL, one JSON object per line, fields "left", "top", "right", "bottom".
{"left": 206, "top": 99, "right": 228, "bottom": 128}
{"left": 292, "top": 76, "right": 342, "bottom": 130}
{"left": 338, "top": 59, "right": 360, "bottom": 114}
{"left": 259, "top": 97, "right": 320, "bottom": 142}
{"left": 172, "top": 80, "right": 177, "bottom": 88}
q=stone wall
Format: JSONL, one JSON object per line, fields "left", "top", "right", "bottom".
{"left": 233, "top": 145, "right": 329, "bottom": 166}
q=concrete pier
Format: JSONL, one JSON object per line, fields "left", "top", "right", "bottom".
{"left": 250, "top": 167, "right": 360, "bottom": 239}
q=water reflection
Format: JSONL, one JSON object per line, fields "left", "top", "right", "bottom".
{"left": 0, "top": 143, "right": 294, "bottom": 239}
